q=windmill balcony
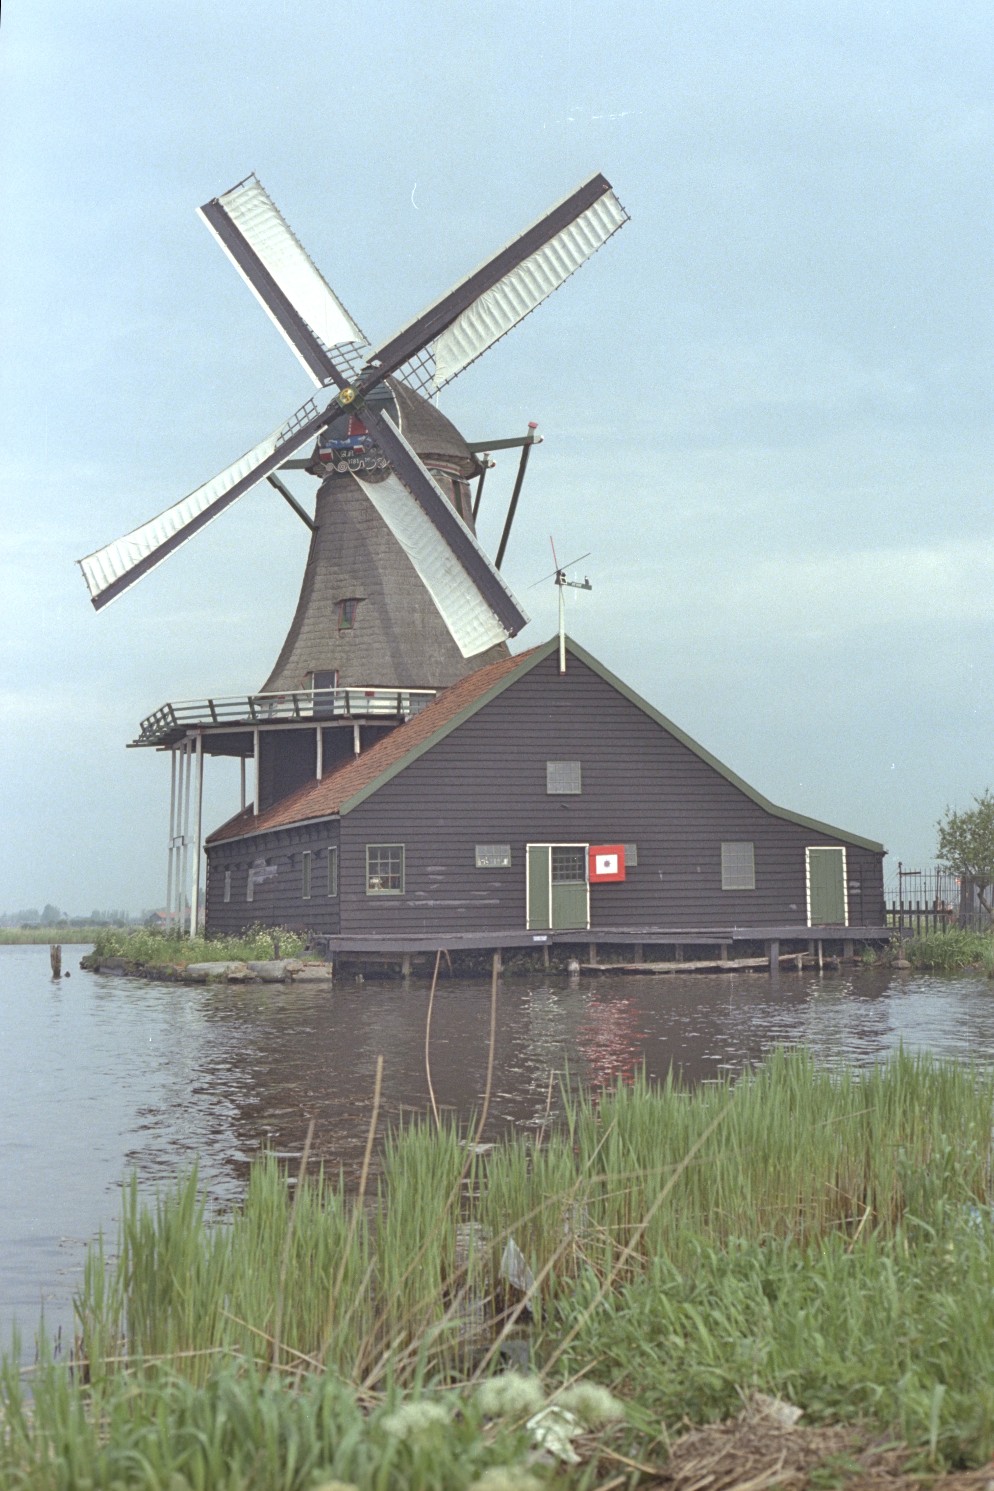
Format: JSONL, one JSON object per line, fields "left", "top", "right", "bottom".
{"left": 133, "top": 686, "right": 437, "bottom": 748}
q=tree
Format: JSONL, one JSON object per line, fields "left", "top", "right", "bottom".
{"left": 937, "top": 791, "right": 994, "bottom": 916}
{"left": 41, "top": 904, "right": 61, "bottom": 925}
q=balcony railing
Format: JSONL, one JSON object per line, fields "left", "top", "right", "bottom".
{"left": 134, "top": 686, "right": 437, "bottom": 746}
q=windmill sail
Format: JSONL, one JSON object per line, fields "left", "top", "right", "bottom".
{"left": 198, "top": 175, "right": 369, "bottom": 388}
{"left": 354, "top": 408, "right": 528, "bottom": 656}
{"left": 79, "top": 398, "right": 330, "bottom": 610}
{"left": 368, "top": 174, "right": 628, "bottom": 396}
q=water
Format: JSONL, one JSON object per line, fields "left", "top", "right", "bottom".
{"left": 3, "top": 942, "right": 994, "bottom": 1351}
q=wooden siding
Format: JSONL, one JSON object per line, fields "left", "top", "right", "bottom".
{"left": 205, "top": 820, "right": 341, "bottom": 937}
{"left": 334, "top": 652, "right": 884, "bottom": 937}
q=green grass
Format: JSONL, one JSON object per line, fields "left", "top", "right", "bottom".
{"left": 6, "top": 1050, "right": 994, "bottom": 1487}
{"left": 88, "top": 923, "right": 309, "bottom": 965}
{"left": 0, "top": 926, "right": 109, "bottom": 945}
{"left": 902, "top": 927, "right": 994, "bottom": 972}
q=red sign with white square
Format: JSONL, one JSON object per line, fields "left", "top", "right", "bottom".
{"left": 589, "top": 844, "right": 626, "bottom": 882}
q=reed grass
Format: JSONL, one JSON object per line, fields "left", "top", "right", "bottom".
{"left": 904, "top": 927, "right": 994, "bottom": 972}
{"left": 7, "top": 1049, "right": 994, "bottom": 1484}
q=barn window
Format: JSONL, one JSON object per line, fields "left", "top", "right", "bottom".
{"left": 246, "top": 872, "right": 254, "bottom": 904}
{"left": 624, "top": 843, "right": 638, "bottom": 867}
{"left": 366, "top": 844, "right": 405, "bottom": 895}
{"left": 302, "top": 851, "right": 312, "bottom": 900}
{"left": 223, "top": 869, "right": 231, "bottom": 903}
{"left": 721, "top": 841, "right": 756, "bottom": 891}
{"left": 328, "top": 846, "right": 339, "bottom": 897}
{"left": 547, "top": 760, "right": 581, "bottom": 794}
{"left": 476, "top": 844, "right": 511, "bottom": 868}
{"left": 552, "top": 845, "right": 587, "bottom": 882}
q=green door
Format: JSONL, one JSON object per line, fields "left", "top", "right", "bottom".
{"left": 527, "top": 845, "right": 551, "bottom": 930}
{"left": 527, "top": 844, "right": 589, "bottom": 930}
{"left": 808, "top": 847, "right": 847, "bottom": 925}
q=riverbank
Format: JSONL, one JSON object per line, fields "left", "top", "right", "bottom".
{"left": 5, "top": 1051, "right": 994, "bottom": 1488}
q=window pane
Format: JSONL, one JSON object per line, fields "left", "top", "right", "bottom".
{"left": 223, "top": 869, "right": 231, "bottom": 904}
{"left": 623, "top": 843, "right": 638, "bottom": 867}
{"left": 367, "top": 844, "right": 405, "bottom": 894}
{"left": 546, "top": 760, "right": 581, "bottom": 794}
{"left": 475, "top": 844, "right": 511, "bottom": 868}
{"left": 721, "top": 841, "right": 755, "bottom": 891}
{"left": 328, "top": 846, "right": 338, "bottom": 897}
{"left": 302, "top": 850, "right": 312, "bottom": 899}
{"left": 552, "top": 845, "right": 586, "bottom": 883}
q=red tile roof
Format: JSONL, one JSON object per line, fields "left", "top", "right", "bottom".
{"left": 206, "top": 646, "right": 542, "bottom": 845}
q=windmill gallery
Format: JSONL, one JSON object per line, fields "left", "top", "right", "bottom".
{"left": 79, "top": 173, "right": 887, "bottom": 968}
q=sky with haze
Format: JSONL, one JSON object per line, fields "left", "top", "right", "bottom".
{"left": 1, "top": 1, "right": 991, "bottom": 914}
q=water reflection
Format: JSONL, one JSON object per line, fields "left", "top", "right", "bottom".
{"left": 4, "top": 945, "right": 994, "bottom": 1348}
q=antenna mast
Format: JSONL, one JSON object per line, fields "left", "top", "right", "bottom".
{"left": 549, "top": 539, "right": 592, "bottom": 674}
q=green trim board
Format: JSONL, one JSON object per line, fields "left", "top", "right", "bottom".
{"left": 336, "top": 635, "right": 884, "bottom": 853}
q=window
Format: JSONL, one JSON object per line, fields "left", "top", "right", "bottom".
{"left": 623, "top": 843, "right": 638, "bottom": 867}
{"left": 223, "top": 869, "right": 231, "bottom": 904}
{"left": 366, "top": 844, "right": 404, "bottom": 895}
{"left": 476, "top": 844, "right": 511, "bottom": 868}
{"left": 721, "top": 841, "right": 756, "bottom": 891}
{"left": 546, "top": 760, "right": 581, "bottom": 795}
{"left": 336, "top": 597, "right": 362, "bottom": 631}
{"left": 302, "top": 850, "right": 312, "bottom": 900}
{"left": 327, "top": 846, "right": 339, "bottom": 897}
{"left": 246, "top": 872, "right": 254, "bottom": 904}
{"left": 552, "top": 845, "right": 587, "bottom": 882}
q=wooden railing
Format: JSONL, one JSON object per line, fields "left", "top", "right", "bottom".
{"left": 135, "top": 686, "right": 437, "bottom": 746}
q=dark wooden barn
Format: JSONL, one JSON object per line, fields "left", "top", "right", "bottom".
{"left": 204, "top": 637, "right": 887, "bottom": 960}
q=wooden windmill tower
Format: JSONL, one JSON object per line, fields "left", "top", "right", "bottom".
{"left": 78, "top": 172, "right": 628, "bottom": 929}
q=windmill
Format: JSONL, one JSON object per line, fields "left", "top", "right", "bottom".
{"left": 79, "top": 172, "right": 628, "bottom": 683}
{"left": 78, "top": 171, "right": 628, "bottom": 931}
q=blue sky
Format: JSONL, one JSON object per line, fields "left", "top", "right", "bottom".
{"left": 1, "top": 0, "right": 991, "bottom": 912}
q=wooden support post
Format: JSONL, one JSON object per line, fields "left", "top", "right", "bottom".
{"left": 719, "top": 943, "right": 730, "bottom": 963}
{"left": 794, "top": 953, "right": 804, "bottom": 972}
{"left": 401, "top": 953, "right": 412, "bottom": 978}
{"left": 50, "top": 944, "right": 62, "bottom": 979}
{"left": 588, "top": 943, "right": 598, "bottom": 966}
{"left": 843, "top": 939, "right": 854, "bottom": 961}
{"left": 817, "top": 940, "right": 824, "bottom": 971}
{"left": 492, "top": 949, "right": 502, "bottom": 976}
{"left": 632, "top": 942, "right": 643, "bottom": 964}
{"left": 768, "top": 939, "right": 780, "bottom": 972}
{"left": 674, "top": 944, "right": 684, "bottom": 962}
{"left": 315, "top": 725, "right": 323, "bottom": 780}
{"left": 542, "top": 944, "right": 550, "bottom": 969}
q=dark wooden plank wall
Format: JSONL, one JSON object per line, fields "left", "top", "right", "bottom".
{"left": 205, "top": 820, "right": 341, "bottom": 936}
{"left": 335, "top": 652, "right": 885, "bottom": 936}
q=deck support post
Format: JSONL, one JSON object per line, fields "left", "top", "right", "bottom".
{"left": 768, "top": 939, "right": 779, "bottom": 972}
{"left": 240, "top": 755, "right": 246, "bottom": 813}
{"left": 401, "top": 953, "right": 412, "bottom": 978}
{"left": 316, "top": 725, "right": 323, "bottom": 780}
{"left": 492, "top": 949, "right": 502, "bottom": 976}
{"left": 632, "top": 942, "right": 643, "bottom": 964}
{"left": 189, "top": 732, "right": 204, "bottom": 938}
{"left": 817, "top": 940, "right": 824, "bottom": 970}
{"left": 166, "top": 745, "right": 178, "bottom": 931}
{"left": 179, "top": 738, "right": 193, "bottom": 929}
{"left": 353, "top": 723, "right": 361, "bottom": 756}
{"left": 843, "top": 939, "right": 854, "bottom": 961}
{"left": 542, "top": 944, "right": 550, "bottom": 969}
{"left": 674, "top": 943, "right": 684, "bottom": 962}
{"left": 253, "top": 727, "right": 260, "bottom": 815}
{"left": 719, "top": 942, "right": 730, "bottom": 963}
{"left": 588, "top": 943, "right": 598, "bottom": 965}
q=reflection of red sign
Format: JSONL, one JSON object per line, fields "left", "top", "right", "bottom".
{"left": 589, "top": 844, "right": 626, "bottom": 882}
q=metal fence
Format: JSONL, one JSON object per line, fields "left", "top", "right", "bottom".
{"left": 885, "top": 865, "right": 991, "bottom": 935}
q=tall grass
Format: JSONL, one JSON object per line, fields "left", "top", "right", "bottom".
{"left": 9, "top": 1049, "right": 994, "bottom": 1482}
{"left": 88, "top": 923, "right": 308, "bottom": 965}
{"left": 904, "top": 927, "right": 994, "bottom": 972}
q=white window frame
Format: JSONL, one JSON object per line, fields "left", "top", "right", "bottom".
{"left": 302, "top": 850, "right": 312, "bottom": 900}
{"left": 721, "top": 841, "right": 756, "bottom": 892}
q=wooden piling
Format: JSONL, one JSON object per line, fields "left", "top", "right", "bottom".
{"left": 49, "top": 944, "right": 62, "bottom": 979}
